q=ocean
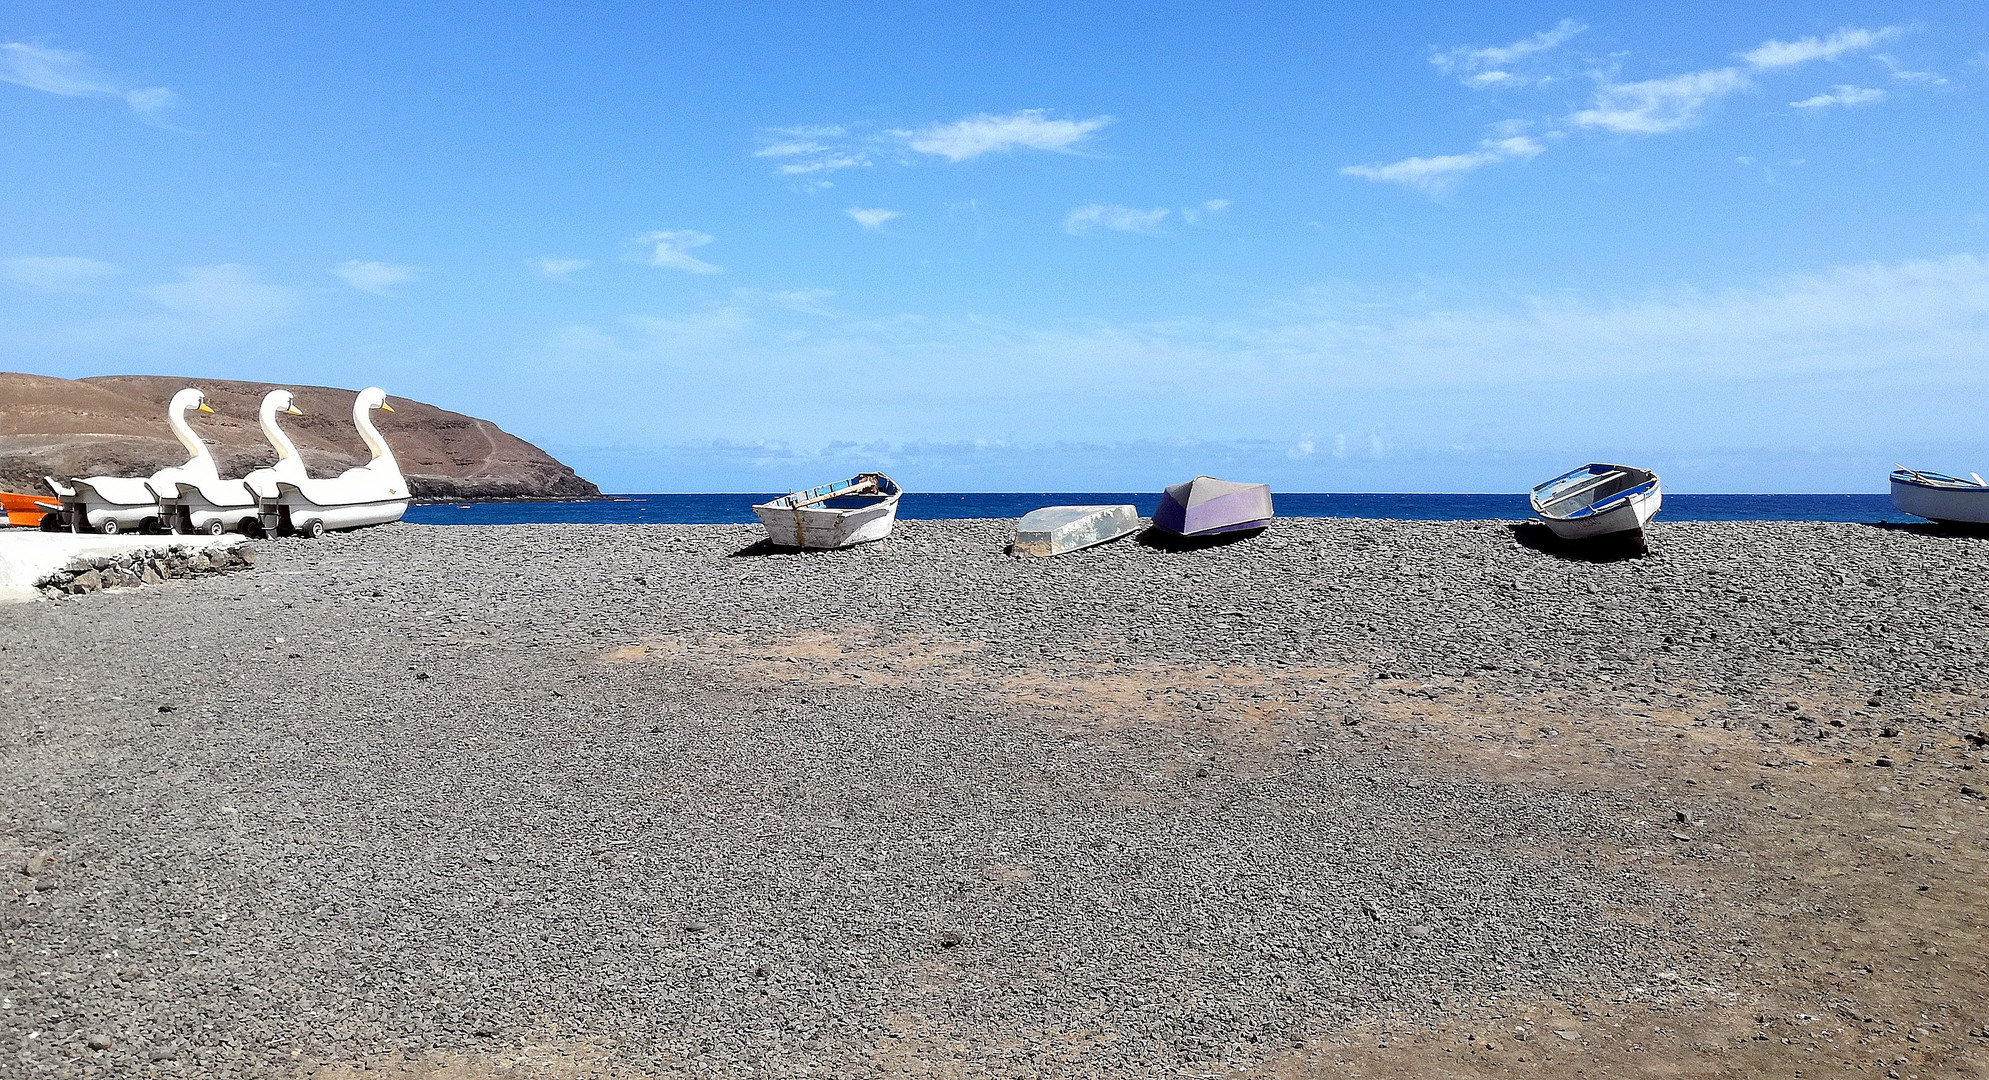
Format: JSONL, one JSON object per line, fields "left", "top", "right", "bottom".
{"left": 406, "top": 492, "right": 1916, "bottom": 525}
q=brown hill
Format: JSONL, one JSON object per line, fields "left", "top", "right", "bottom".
{"left": 0, "top": 373, "right": 600, "bottom": 501}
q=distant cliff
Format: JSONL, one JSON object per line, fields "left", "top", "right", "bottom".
{"left": 0, "top": 373, "right": 601, "bottom": 501}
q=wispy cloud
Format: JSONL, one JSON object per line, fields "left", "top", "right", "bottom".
{"left": 1791, "top": 85, "right": 1886, "bottom": 109}
{"left": 136, "top": 265, "right": 295, "bottom": 340}
{"left": 1569, "top": 67, "right": 1751, "bottom": 134}
{"left": 2, "top": 255, "right": 118, "bottom": 290}
{"left": 0, "top": 42, "right": 180, "bottom": 123}
{"left": 846, "top": 208, "right": 901, "bottom": 230}
{"left": 1875, "top": 55, "right": 1946, "bottom": 85}
{"left": 735, "top": 287, "right": 838, "bottom": 316}
{"left": 530, "top": 256, "right": 591, "bottom": 281}
{"left": 1341, "top": 136, "right": 1545, "bottom": 193}
{"left": 754, "top": 110, "right": 1113, "bottom": 182}
{"left": 1064, "top": 204, "right": 1170, "bottom": 235}
{"left": 1432, "top": 19, "right": 1585, "bottom": 88}
{"left": 1566, "top": 24, "right": 1905, "bottom": 135}
{"left": 633, "top": 230, "right": 721, "bottom": 274}
{"left": 754, "top": 125, "right": 871, "bottom": 177}
{"left": 331, "top": 260, "right": 420, "bottom": 295}
{"left": 896, "top": 109, "right": 1113, "bottom": 162}
{"left": 1741, "top": 26, "right": 1903, "bottom": 70}
{"left": 1180, "top": 199, "right": 1231, "bottom": 226}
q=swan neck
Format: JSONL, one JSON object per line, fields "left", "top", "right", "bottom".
{"left": 260, "top": 399, "right": 300, "bottom": 462}
{"left": 168, "top": 398, "right": 214, "bottom": 470}
{"left": 353, "top": 399, "right": 396, "bottom": 467}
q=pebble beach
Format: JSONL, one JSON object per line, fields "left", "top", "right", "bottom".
{"left": 3, "top": 518, "right": 1986, "bottom": 1078}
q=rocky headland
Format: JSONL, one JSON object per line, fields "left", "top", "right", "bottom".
{"left": 0, "top": 372, "right": 599, "bottom": 501}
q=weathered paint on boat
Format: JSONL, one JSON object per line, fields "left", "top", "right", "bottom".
{"left": 1152, "top": 477, "right": 1273, "bottom": 537}
{"left": 753, "top": 473, "right": 902, "bottom": 549}
{"left": 1013, "top": 504, "right": 1140, "bottom": 557}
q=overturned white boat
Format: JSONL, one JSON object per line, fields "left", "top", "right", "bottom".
{"left": 1014, "top": 504, "right": 1140, "bottom": 557}
{"left": 253, "top": 387, "right": 409, "bottom": 537}
{"left": 753, "top": 473, "right": 901, "bottom": 549}
{"left": 1890, "top": 466, "right": 1989, "bottom": 525}
{"left": 1530, "top": 463, "right": 1662, "bottom": 540}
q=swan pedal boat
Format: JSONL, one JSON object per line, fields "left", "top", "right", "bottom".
{"left": 1530, "top": 463, "right": 1662, "bottom": 540}
{"left": 43, "top": 474, "right": 166, "bottom": 535}
{"left": 1890, "top": 467, "right": 1989, "bottom": 525}
{"left": 252, "top": 387, "right": 409, "bottom": 537}
{"left": 753, "top": 473, "right": 902, "bottom": 549}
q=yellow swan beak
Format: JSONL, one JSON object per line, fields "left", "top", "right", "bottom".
{"left": 379, "top": 403, "right": 395, "bottom": 412}
{"left": 197, "top": 403, "right": 215, "bottom": 413}
{"left": 285, "top": 406, "right": 303, "bottom": 415}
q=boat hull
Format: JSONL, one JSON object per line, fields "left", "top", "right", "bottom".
{"left": 1152, "top": 477, "right": 1274, "bottom": 537}
{"left": 1538, "top": 488, "right": 1661, "bottom": 540}
{"left": 261, "top": 488, "right": 409, "bottom": 535}
{"left": 48, "top": 479, "right": 162, "bottom": 533}
{"left": 0, "top": 492, "right": 53, "bottom": 528}
{"left": 160, "top": 482, "right": 261, "bottom": 534}
{"left": 753, "top": 501, "right": 899, "bottom": 549}
{"left": 1530, "top": 463, "right": 1662, "bottom": 541}
{"left": 753, "top": 473, "right": 902, "bottom": 549}
{"left": 1013, "top": 504, "right": 1140, "bottom": 557}
{"left": 1891, "top": 476, "right": 1989, "bottom": 524}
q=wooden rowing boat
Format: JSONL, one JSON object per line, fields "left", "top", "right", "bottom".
{"left": 752, "top": 473, "right": 902, "bottom": 549}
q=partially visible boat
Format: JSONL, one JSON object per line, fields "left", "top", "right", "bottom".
{"left": 753, "top": 473, "right": 901, "bottom": 549}
{"left": 1530, "top": 463, "right": 1662, "bottom": 540}
{"left": 1, "top": 491, "right": 56, "bottom": 528}
{"left": 1890, "top": 466, "right": 1989, "bottom": 525}
{"left": 1014, "top": 504, "right": 1140, "bottom": 557}
{"left": 1152, "top": 476, "right": 1272, "bottom": 537}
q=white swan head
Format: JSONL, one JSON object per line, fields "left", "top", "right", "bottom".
{"left": 262, "top": 389, "right": 303, "bottom": 418}
{"left": 170, "top": 387, "right": 216, "bottom": 418}
{"left": 354, "top": 387, "right": 394, "bottom": 414}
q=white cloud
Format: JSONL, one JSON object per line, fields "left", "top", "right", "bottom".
{"left": 1742, "top": 26, "right": 1902, "bottom": 70}
{"left": 1341, "top": 136, "right": 1545, "bottom": 193}
{"left": 2, "top": 255, "right": 118, "bottom": 290}
{"left": 898, "top": 109, "right": 1112, "bottom": 162}
{"left": 1875, "top": 55, "right": 1946, "bottom": 85}
{"left": 735, "top": 287, "right": 838, "bottom": 316}
{"left": 140, "top": 264, "right": 295, "bottom": 337}
{"left": 846, "top": 208, "right": 901, "bottom": 230}
{"left": 1790, "top": 85, "right": 1886, "bottom": 109}
{"left": 1181, "top": 199, "right": 1232, "bottom": 225}
{"left": 0, "top": 42, "right": 179, "bottom": 123}
{"left": 1064, "top": 204, "right": 1170, "bottom": 234}
{"left": 1570, "top": 67, "right": 1751, "bottom": 134}
{"left": 634, "top": 230, "right": 721, "bottom": 274}
{"left": 331, "top": 260, "right": 420, "bottom": 294}
{"left": 1432, "top": 19, "right": 1585, "bottom": 87}
{"left": 530, "top": 256, "right": 591, "bottom": 281}
{"left": 754, "top": 126, "right": 871, "bottom": 177}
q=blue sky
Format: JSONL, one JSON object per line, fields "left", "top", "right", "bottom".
{"left": 3, "top": 2, "right": 1986, "bottom": 492}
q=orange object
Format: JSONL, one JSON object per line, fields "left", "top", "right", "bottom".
{"left": 1, "top": 491, "right": 56, "bottom": 528}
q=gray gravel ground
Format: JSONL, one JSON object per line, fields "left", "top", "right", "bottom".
{"left": 2, "top": 518, "right": 1985, "bottom": 1077}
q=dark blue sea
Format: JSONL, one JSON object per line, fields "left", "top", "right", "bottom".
{"left": 406, "top": 493, "right": 1915, "bottom": 525}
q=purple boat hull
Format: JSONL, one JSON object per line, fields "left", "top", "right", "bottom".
{"left": 1153, "top": 476, "right": 1274, "bottom": 536}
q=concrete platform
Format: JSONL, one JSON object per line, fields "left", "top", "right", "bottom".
{"left": 0, "top": 530, "right": 242, "bottom": 603}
